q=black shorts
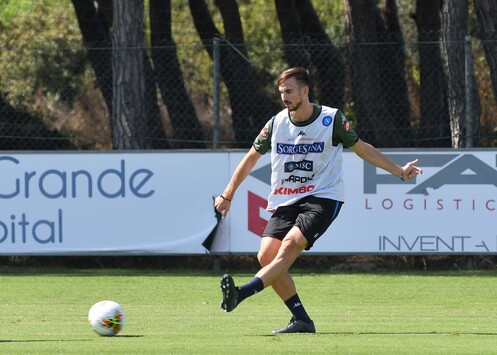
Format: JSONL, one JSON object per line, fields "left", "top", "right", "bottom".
{"left": 262, "top": 195, "right": 343, "bottom": 250}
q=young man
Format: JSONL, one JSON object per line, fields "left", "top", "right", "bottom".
{"left": 214, "top": 67, "right": 422, "bottom": 334}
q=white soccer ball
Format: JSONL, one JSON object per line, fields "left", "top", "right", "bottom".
{"left": 88, "top": 300, "right": 125, "bottom": 336}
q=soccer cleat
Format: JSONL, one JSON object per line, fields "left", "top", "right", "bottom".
{"left": 220, "top": 274, "right": 238, "bottom": 312}
{"left": 271, "top": 316, "right": 316, "bottom": 334}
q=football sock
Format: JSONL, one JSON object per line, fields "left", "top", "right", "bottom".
{"left": 237, "top": 276, "right": 264, "bottom": 303}
{"left": 284, "top": 293, "right": 312, "bottom": 323}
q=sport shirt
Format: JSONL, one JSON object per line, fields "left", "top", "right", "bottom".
{"left": 253, "top": 104, "right": 359, "bottom": 211}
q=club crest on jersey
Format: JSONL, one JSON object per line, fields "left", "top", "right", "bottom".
{"left": 343, "top": 121, "right": 350, "bottom": 131}
{"left": 322, "top": 116, "right": 332, "bottom": 126}
{"left": 260, "top": 127, "right": 269, "bottom": 139}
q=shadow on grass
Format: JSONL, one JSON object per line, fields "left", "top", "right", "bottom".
{"left": 0, "top": 335, "right": 144, "bottom": 343}
{"left": 260, "top": 331, "right": 497, "bottom": 337}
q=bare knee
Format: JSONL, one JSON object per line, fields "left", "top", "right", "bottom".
{"left": 257, "top": 250, "right": 274, "bottom": 267}
{"left": 282, "top": 233, "right": 307, "bottom": 252}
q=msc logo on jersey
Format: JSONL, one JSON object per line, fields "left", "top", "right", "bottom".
{"left": 284, "top": 160, "right": 313, "bottom": 172}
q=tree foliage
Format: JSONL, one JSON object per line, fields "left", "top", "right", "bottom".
{"left": 0, "top": 2, "right": 89, "bottom": 108}
{"left": 0, "top": 0, "right": 496, "bottom": 149}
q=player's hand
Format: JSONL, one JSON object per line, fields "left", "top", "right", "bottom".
{"left": 402, "top": 159, "right": 423, "bottom": 180}
{"left": 215, "top": 195, "right": 231, "bottom": 219}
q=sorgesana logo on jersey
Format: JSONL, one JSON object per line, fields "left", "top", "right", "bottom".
{"left": 276, "top": 142, "right": 324, "bottom": 155}
{"left": 284, "top": 160, "right": 313, "bottom": 172}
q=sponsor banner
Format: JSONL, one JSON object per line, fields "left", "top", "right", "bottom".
{"left": 222, "top": 150, "right": 497, "bottom": 255}
{"left": 0, "top": 152, "right": 229, "bottom": 255}
{"left": 1, "top": 150, "right": 495, "bottom": 255}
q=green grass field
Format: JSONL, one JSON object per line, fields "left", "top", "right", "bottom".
{"left": 0, "top": 266, "right": 496, "bottom": 354}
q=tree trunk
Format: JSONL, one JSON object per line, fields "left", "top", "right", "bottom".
{"left": 413, "top": 0, "right": 451, "bottom": 147}
{"left": 142, "top": 50, "right": 170, "bottom": 149}
{"left": 149, "top": 0, "right": 203, "bottom": 148}
{"left": 381, "top": 0, "right": 412, "bottom": 146}
{"left": 475, "top": 0, "right": 497, "bottom": 101}
{"left": 345, "top": 0, "right": 391, "bottom": 146}
{"left": 190, "top": 0, "right": 277, "bottom": 146}
{"left": 112, "top": 0, "right": 149, "bottom": 149}
{"left": 274, "top": 0, "right": 312, "bottom": 68}
{"left": 72, "top": 0, "right": 113, "bottom": 118}
{"left": 345, "top": 0, "right": 412, "bottom": 147}
{"left": 275, "top": 0, "right": 344, "bottom": 109}
{"left": 442, "top": 0, "right": 480, "bottom": 147}
{"left": 294, "top": 0, "right": 345, "bottom": 109}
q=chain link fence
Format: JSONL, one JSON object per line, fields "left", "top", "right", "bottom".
{"left": 0, "top": 34, "right": 496, "bottom": 150}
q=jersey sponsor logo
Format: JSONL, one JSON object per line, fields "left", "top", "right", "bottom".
{"left": 273, "top": 185, "right": 315, "bottom": 195}
{"left": 322, "top": 116, "right": 332, "bottom": 126}
{"left": 284, "top": 160, "right": 313, "bottom": 172}
{"left": 282, "top": 174, "right": 314, "bottom": 185}
{"left": 276, "top": 142, "right": 324, "bottom": 155}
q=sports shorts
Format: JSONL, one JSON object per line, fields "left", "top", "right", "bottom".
{"left": 262, "top": 195, "right": 343, "bottom": 250}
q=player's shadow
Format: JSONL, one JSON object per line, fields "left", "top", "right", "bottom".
{"left": 324, "top": 331, "right": 497, "bottom": 336}
{"left": 260, "top": 331, "right": 497, "bottom": 337}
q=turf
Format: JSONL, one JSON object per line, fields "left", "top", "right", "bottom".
{"left": 0, "top": 267, "right": 496, "bottom": 354}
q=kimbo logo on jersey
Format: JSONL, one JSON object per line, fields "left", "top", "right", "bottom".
{"left": 284, "top": 160, "right": 314, "bottom": 173}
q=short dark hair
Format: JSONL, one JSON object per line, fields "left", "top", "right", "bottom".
{"left": 277, "top": 67, "right": 310, "bottom": 87}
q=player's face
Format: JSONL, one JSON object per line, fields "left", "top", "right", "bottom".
{"left": 279, "top": 77, "right": 305, "bottom": 112}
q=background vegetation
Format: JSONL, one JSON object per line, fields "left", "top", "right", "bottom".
{"left": 0, "top": 0, "right": 495, "bottom": 149}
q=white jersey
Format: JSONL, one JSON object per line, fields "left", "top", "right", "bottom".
{"left": 267, "top": 105, "right": 345, "bottom": 211}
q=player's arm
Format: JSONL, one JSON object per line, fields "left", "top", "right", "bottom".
{"left": 215, "top": 146, "right": 262, "bottom": 218}
{"left": 350, "top": 139, "right": 421, "bottom": 181}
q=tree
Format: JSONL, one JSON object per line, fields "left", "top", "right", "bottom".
{"left": 475, "top": 0, "right": 497, "bottom": 102}
{"left": 74, "top": 0, "right": 168, "bottom": 149}
{"left": 72, "top": 0, "right": 113, "bottom": 123}
{"left": 112, "top": 0, "right": 149, "bottom": 149}
{"left": 380, "top": 0, "right": 412, "bottom": 145}
{"left": 344, "top": 0, "right": 411, "bottom": 147}
{"left": 442, "top": 0, "right": 480, "bottom": 147}
{"left": 294, "top": 0, "right": 345, "bottom": 109}
{"left": 274, "top": 0, "right": 312, "bottom": 69}
{"left": 412, "top": 0, "right": 451, "bottom": 147}
{"left": 149, "top": 0, "right": 204, "bottom": 148}
{"left": 275, "top": 0, "right": 344, "bottom": 109}
{"left": 189, "top": 0, "right": 278, "bottom": 146}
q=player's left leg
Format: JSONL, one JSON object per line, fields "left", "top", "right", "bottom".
{"left": 220, "top": 232, "right": 305, "bottom": 313}
{"left": 254, "top": 227, "right": 316, "bottom": 333}
{"left": 220, "top": 236, "right": 290, "bottom": 312}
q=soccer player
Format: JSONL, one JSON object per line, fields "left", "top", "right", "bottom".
{"left": 214, "top": 67, "right": 422, "bottom": 334}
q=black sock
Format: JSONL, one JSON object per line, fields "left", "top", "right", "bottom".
{"left": 237, "top": 277, "right": 264, "bottom": 303}
{"left": 284, "top": 293, "right": 312, "bottom": 323}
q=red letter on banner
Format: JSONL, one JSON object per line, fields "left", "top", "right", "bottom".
{"left": 248, "top": 191, "right": 268, "bottom": 236}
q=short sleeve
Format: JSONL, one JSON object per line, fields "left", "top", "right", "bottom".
{"left": 333, "top": 110, "right": 359, "bottom": 148}
{"left": 252, "top": 117, "right": 274, "bottom": 154}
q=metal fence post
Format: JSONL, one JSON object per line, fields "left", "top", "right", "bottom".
{"left": 465, "top": 36, "right": 473, "bottom": 148}
{"left": 213, "top": 36, "right": 221, "bottom": 149}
